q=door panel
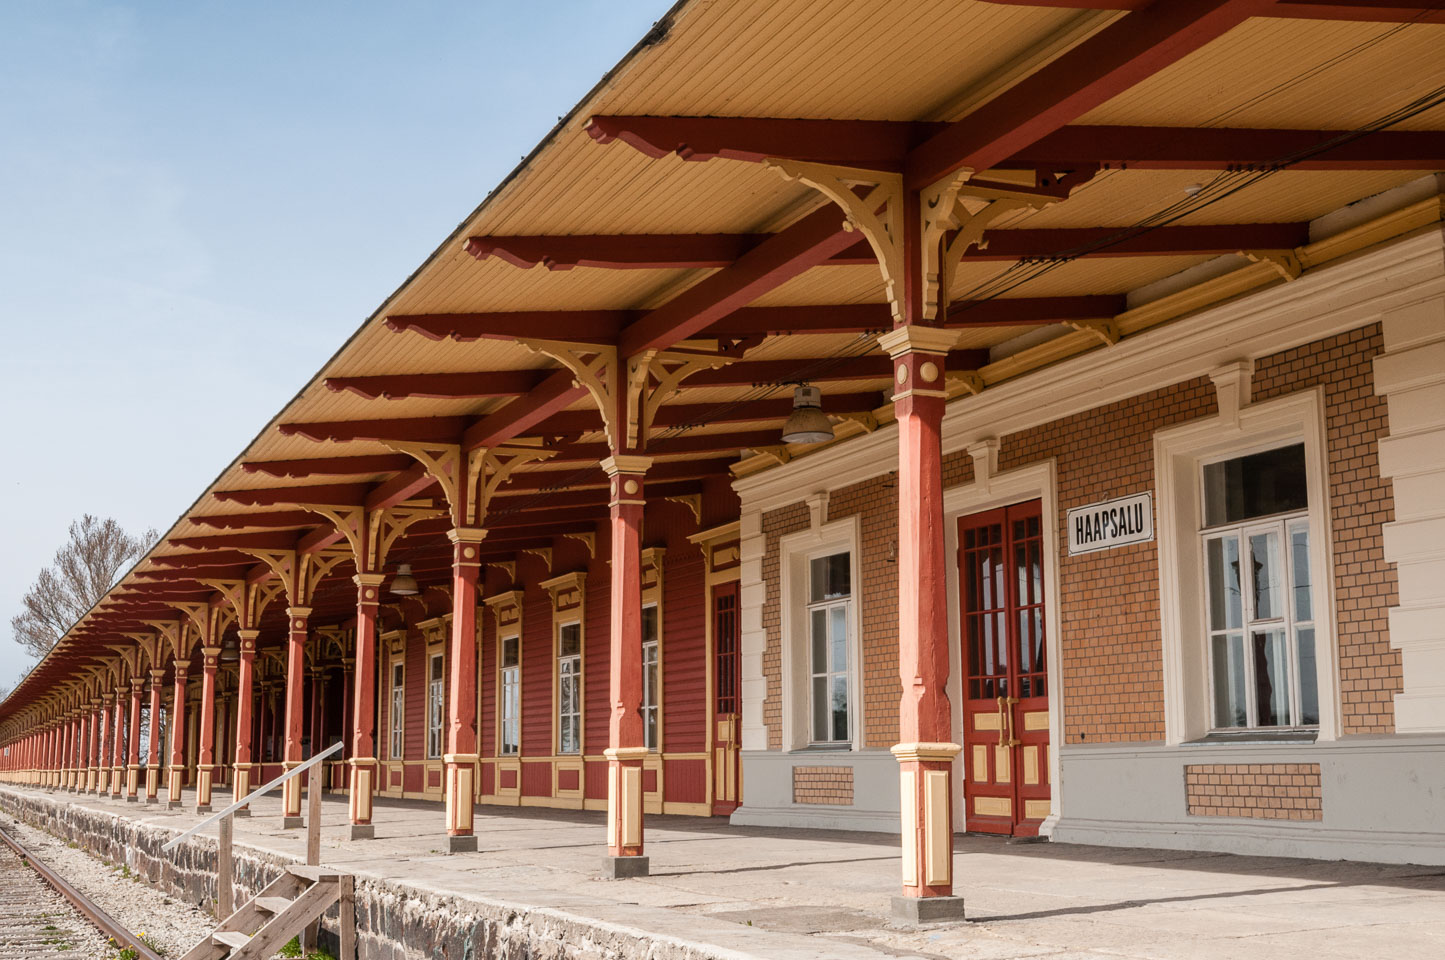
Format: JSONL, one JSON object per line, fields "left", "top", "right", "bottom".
{"left": 711, "top": 581, "right": 742, "bottom": 815}
{"left": 959, "top": 499, "right": 1051, "bottom": 836}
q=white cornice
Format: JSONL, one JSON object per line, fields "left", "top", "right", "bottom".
{"left": 735, "top": 227, "right": 1444, "bottom": 514}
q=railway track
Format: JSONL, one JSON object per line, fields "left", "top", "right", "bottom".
{"left": 0, "top": 823, "right": 161, "bottom": 960}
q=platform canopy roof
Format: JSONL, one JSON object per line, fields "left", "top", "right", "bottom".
{"left": 4, "top": 0, "right": 1443, "bottom": 726}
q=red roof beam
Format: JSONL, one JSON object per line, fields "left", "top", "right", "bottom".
{"left": 529, "top": 390, "right": 886, "bottom": 436}
{"left": 323, "top": 371, "right": 547, "bottom": 401}
{"left": 278, "top": 416, "right": 468, "bottom": 445}
{"left": 977, "top": 0, "right": 1445, "bottom": 23}
{"left": 189, "top": 510, "right": 322, "bottom": 530}
{"left": 212, "top": 482, "right": 374, "bottom": 508}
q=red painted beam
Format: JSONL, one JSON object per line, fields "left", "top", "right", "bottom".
{"left": 1012, "top": 126, "right": 1445, "bottom": 172}
{"left": 241, "top": 455, "right": 416, "bottom": 479}
{"left": 213, "top": 482, "right": 373, "bottom": 508}
{"left": 905, "top": 0, "right": 1274, "bottom": 189}
{"left": 466, "top": 234, "right": 759, "bottom": 270}
{"left": 385, "top": 310, "right": 633, "bottom": 342}
{"left": 587, "top": 115, "right": 934, "bottom": 171}
{"left": 149, "top": 549, "right": 281, "bottom": 567}
{"left": 530, "top": 391, "right": 885, "bottom": 436}
{"left": 978, "top": 0, "right": 1445, "bottom": 22}
{"left": 277, "top": 417, "right": 469, "bottom": 445}
{"left": 461, "top": 371, "right": 586, "bottom": 452}
{"left": 189, "top": 510, "right": 324, "bottom": 530}
{"left": 324, "top": 371, "right": 546, "bottom": 401}
{"left": 364, "top": 465, "right": 436, "bottom": 512}
{"left": 619, "top": 202, "right": 861, "bottom": 357}
{"left": 165, "top": 530, "right": 304, "bottom": 550}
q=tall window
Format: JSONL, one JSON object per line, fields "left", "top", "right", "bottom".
{"left": 557, "top": 623, "right": 581, "bottom": 755}
{"left": 499, "top": 636, "right": 520, "bottom": 756}
{"left": 426, "top": 653, "right": 444, "bottom": 759}
{"left": 1201, "top": 443, "right": 1318, "bottom": 730}
{"left": 389, "top": 661, "right": 405, "bottom": 760}
{"left": 642, "top": 605, "right": 660, "bottom": 750}
{"left": 808, "top": 551, "right": 852, "bottom": 743}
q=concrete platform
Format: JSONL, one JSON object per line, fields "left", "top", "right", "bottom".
{"left": 7, "top": 784, "right": 1445, "bottom": 959}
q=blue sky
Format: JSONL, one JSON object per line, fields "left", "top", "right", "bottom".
{"left": 0, "top": 0, "right": 676, "bottom": 690}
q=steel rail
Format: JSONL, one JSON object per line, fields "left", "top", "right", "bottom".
{"left": 0, "top": 821, "right": 164, "bottom": 960}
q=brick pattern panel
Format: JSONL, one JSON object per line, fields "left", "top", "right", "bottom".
{"left": 792, "top": 765, "right": 854, "bottom": 805}
{"left": 1252, "top": 323, "right": 1400, "bottom": 734}
{"left": 761, "top": 503, "right": 809, "bottom": 750}
{"left": 1184, "top": 763, "right": 1322, "bottom": 820}
{"left": 829, "top": 475, "right": 900, "bottom": 748}
{"left": 978, "top": 377, "right": 1219, "bottom": 744}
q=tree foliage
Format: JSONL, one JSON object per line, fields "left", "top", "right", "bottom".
{"left": 11, "top": 515, "right": 157, "bottom": 660}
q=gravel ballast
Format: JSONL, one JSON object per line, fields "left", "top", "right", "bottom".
{"left": 0, "top": 811, "right": 214, "bottom": 959}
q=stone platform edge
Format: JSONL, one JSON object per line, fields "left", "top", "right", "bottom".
{"left": 0, "top": 785, "right": 885, "bottom": 960}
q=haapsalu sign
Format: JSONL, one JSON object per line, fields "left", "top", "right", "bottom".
{"left": 1067, "top": 492, "right": 1154, "bottom": 555}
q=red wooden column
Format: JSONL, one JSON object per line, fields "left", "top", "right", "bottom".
{"left": 42, "top": 726, "right": 55, "bottom": 788}
{"left": 348, "top": 575, "right": 383, "bottom": 839}
{"left": 602, "top": 454, "right": 652, "bottom": 878}
{"left": 110, "top": 686, "right": 126, "bottom": 797}
{"left": 84, "top": 705, "right": 98, "bottom": 792}
{"left": 338, "top": 654, "right": 354, "bottom": 788}
{"left": 68, "top": 710, "right": 82, "bottom": 791}
{"left": 145, "top": 669, "right": 164, "bottom": 803}
{"left": 167, "top": 663, "right": 190, "bottom": 808}
{"left": 126, "top": 678, "right": 143, "bottom": 801}
{"left": 195, "top": 645, "right": 221, "bottom": 813}
{"left": 95, "top": 694, "right": 113, "bottom": 794}
{"left": 308, "top": 666, "right": 325, "bottom": 758}
{"left": 281, "top": 608, "right": 310, "bottom": 827}
{"left": 444, "top": 528, "right": 485, "bottom": 853}
{"left": 878, "top": 322, "right": 965, "bottom": 922}
{"left": 232, "top": 629, "right": 258, "bottom": 812}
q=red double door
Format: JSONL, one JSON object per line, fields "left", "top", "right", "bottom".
{"left": 958, "top": 499, "right": 1052, "bottom": 836}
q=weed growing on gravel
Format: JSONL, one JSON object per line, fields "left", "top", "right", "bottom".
{"left": 279, "top": 936, "right": 336, "bottom": 960}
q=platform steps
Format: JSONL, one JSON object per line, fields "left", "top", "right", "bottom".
{"left": 180, "top": 864, "right": 354, "bottom": 960}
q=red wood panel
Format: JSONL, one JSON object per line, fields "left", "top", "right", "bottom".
{"left": 585, "top": 759, "right": 607, "bottom": 800}
{"left": 584, "top": 534, "right": 612, "bottom": 751}
{"left": 661, "top": 548, "right": 708, "bottom": 752}
{"left": 404, "top": 627, "right": 426, "bottom": 760}
{"left": 403, "top": 763, "right": 423, "bottom": 794}
{"left": 499, "top": 767, "right": 517, "bottom": 790}
{"left": 521, "top": 760, "right": 551, "bottom": 797}
{"left": 480, "top": 761, "right": 494, "bottom": 796}
{"left": 643, "top": 768, "right": 658, "bottom": 793}
{"left": 521, "top": 585, "right": 552, "bottom": 757}
{"left": 557, "top": 767, "right": 580, "bottom": 791}
{"left": 478, "top": 597, "right": 496, "bottom": 759}
{"left": 663, "top": 757, "right": 706, "bottom": 804}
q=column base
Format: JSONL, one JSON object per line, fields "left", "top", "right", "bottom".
{"left": 282, "top": 816, "right": 304, "bottom": 829}
{"left": 166, "top": 800, "right": 182, "bottom": 810}
{"left": 125, "top": 796, "right": 138, "bottom": 803}
{"left": 145, "top": 797, "right": 158, "bottom": 805}
{"left": 890, "top": 895, "right": 966, "bottom": 925}
{"left": 601, "top": 855, "right": 650, "bottom": 879}
{"left": 348, "top": 823, "right": 374, "bottom": 840}
{"left": 234, "top": 807, "right": 251, "bottom": 818}
{"left": 446, "top": 834, "right": 477, "bottom": 854}
{"left": 195, "top": 804, "right": 212, "bottom": 815}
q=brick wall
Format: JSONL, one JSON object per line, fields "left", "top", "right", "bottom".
{"left": 1184, "top": 763, "right": 1323, "bottom": 820}
{"left": 755, "top": 323, "right": 1397, "bottom": 751}
{"left": 981, "top": 376, "right": 1219, "bottom": 744}
{"left": 829, "top": 475, "right": 900, "bottom": 748}
{"left": 761, "top": 503, "right": 809, "bottom": 751}
{"left": 1252, "top": 324, "right": 1400, "bottom": 734}
{"left": 792, "top": 765, "right": 854, "bottom": 805}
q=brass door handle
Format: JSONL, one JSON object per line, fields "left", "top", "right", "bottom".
{"left": 997, "top": 696, "right": 1020, "bottom": 748}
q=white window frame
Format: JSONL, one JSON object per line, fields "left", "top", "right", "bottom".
{"left": 499, "top": 634, "right": 520, "bottom": 757}
{"left": 426, "top": 651, "right": 445, "bottom": 760}
{"left": 1201, "top": 508, "right": 1318, "bottom": 731}
{"left": 556, "top": 621, "right": 582, "bottom": 756}
{"left": 805, "top": 552, "right": 854, "bottom": 745}
{"left": 778, "top": 509, "right": 863, "bottom": 751}
{"left": 388, "top": 660, "right": 405, "bottom": 761}
{"left": 641, "top": 604, "right": 660, "bottom": 751}
{"left": 1156, "top": 385, "right": 1339, "bottom": 743}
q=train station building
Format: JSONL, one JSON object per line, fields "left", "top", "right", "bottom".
{"left": 2, "top": 0, "right": 1444, "bottom": 935}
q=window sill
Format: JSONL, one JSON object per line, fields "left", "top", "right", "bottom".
{"left": 791, "top": 743, "right": 855, "bottom": 754}
{"left": 1185, "top": 729, "right": 1319, "bottom": 746}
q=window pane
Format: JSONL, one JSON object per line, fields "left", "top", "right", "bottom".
{"left": 1212, "top": 633, "right": 1247, "bottom": 728}
{"left": 559, "top": 623, "right": 580, "bottom": 657}
{"left": 1206, "top": 536, "right": 1242, "bottom": 631}
{"left": 830, "top": 674, "right": 849, "bottom": 742}
{"left": 1296, "top": 627, "right": 1319, "bottom": 726}
{"left": 811, "top": 676, "right": 828, "bottom": 741}
{"left": 502, "top": 637, "right": 518, "bottom": 668}
{"left": 642, "top": 606, "right": 658, "bottom": 644}
{"left": 1202, "top": 443, "right": 1308, "bottom": 526}
{"left": 810, "top": 552, "right": 850, "bottom": 602}
{"left": 829, "top": 605, "right": 848, "bottom": 674}
{"left": 431, "top": 655, "right": 443, "bottom": 681}
{"left": 1250, "top": 530, "right": 1283, "bottom": 621}
{"left": 1290, "top": 525, "right": 1312, "bottom": 623}
{"left": 1251, "top": 628, "right": 1290, "bottom": 726}
{"left": 810, "top": 608, "right": 827, "bottom": 673}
